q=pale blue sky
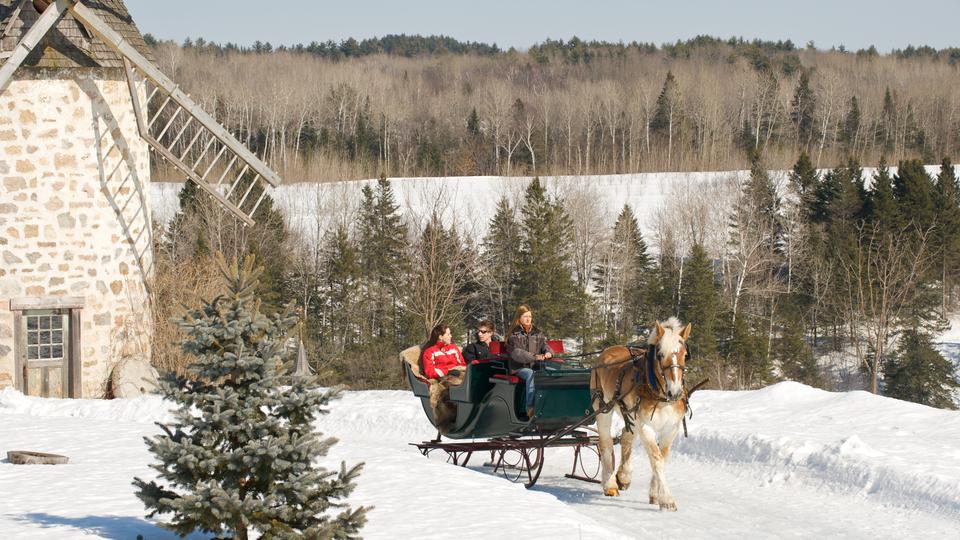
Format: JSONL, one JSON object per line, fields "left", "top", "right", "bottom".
{"left": 124, "top": 0, "right": 958, "bottom": 53}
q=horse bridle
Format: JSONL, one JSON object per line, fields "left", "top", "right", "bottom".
{"left": 654, "top": 341, "right": 687, "bottom": 401}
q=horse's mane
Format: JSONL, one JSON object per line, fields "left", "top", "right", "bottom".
{"left": 647, "top": 316, "right": 685, "bottom": 346}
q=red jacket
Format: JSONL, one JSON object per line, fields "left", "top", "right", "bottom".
{"left": 421, "top": 341, "right": 466, "bottom": 378}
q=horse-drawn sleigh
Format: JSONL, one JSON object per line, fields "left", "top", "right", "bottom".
{"left": 402, "top": 318, "right": 707, "bottom": 510}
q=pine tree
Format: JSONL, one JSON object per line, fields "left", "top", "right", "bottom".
{"left": 883, "top": 330, "right": 960, "bottom": 409}
{"left": 319, "top": 225, "right": 361, "bottom": 353}
{"left": 466, "top": 107, "right": 481, "bottom": 137}
{"left": 650, "top": 70, "right": 681, "bottom": 167}
{"left": 135, "top": 256, "right": 367, "bottom": 539}
{"left": 592, "top": 205, "right": 653, "bottom": 342}
{"left": 790, "top": 69, "right": 817, "bottom": 148}
{"left": 356, "top": 174, "right": 410, "bottom": 343}
{"left": 789, "top": 151, "right": 819, "bottom": 217}
{"left": 775, "top": 297, "right": 821, "bottom": 387}
{"left": 482, "top": 197, "right": 523, "bottom": 332}
{"left": 879, "top": 88, "right": 896, "bottom": 153}
{"left": 893, "top": 159, "right": 936, "bottom": 232}
{"left": 865, "top": 158, "right": 898, "bottom": 229}
{"left": 842, "top": 95, "right": 861, "bottom": 149}
{"left": 515, "top": 178, "right": 584, "bottom": 337}
{"left": 933, "top": 158, "right": 960, "bottom": 316}
{"left": 678, "top": 243, "right": 720, "bottom": 361}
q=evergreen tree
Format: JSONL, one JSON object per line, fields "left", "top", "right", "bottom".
{"left": 790, "top": 69, "right": 817, "bottom": 147}
{"left": 842, "top": 95, "right": 861, "bottom": 149}
{"left": 514, "top": 178, "right": 584, "bottom": 337}
{"left": 775, "top": 298, "right": 821, "bottom": 387}
{"left": 879, "top": 87, "right": 896, "bottom": 152}
{"left": 678, "top": 243, "right": 720, "bottom": 361}
{"left": 481, "top": 197, "right": 523, "bottom": 332}
{"left": 466, "top": 107, "right": 481, "bottom": 137}
{"left": 135, "top": 256, "right": 367, "bottom": 539}
{"left": 592, "top": 205, "right": 653, "bottom": 342}
{"left": 356, "top": 174, "right": 410, "bottom": 343}
{"left": 650, "top": 71, "right": 680, "bottom": 133}
{"left": 933, "top": 158, "right": 960, "bottom": 316}
{"left": 865, "top": 158, "right": 898, "bottom": 229}
{"left": 319, "top": 225, "right": 361, "bottom": 353}
{"left": 883, "top": 330, "right": 960, "bottom": 409}
{"left": 789, "top": 151, "right": 819, "bottom": 217}
{"left": 893, "top": 159, "right": 936, "bottom": 232}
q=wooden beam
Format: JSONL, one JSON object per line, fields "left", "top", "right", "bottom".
{"left": 10, "top": 296, "right": 85, "bottom": 310}
{"left": 69, "top": 1, "right": 282, "bottom": 188}
{"left": 0, "top": 0, "right": 71, "bottom": 95}
{"left": 69, "top": 309, "right": 81, "bottom": 398}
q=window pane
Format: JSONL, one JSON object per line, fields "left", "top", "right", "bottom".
{"left": 27, "top": 346, "right": 39, "bottom": 360}
{"left": 40, "top": 332, "right": 51, "bottom": 345}
{"left": 52, "top": 345, "right": 63, "bottom": 359}
{"left": 39, "top": 346, "right": 51, "bottom": 359}
{"left": 27, "top": 317, "right": 38, "bottom": 330}
{"left": 52, "top": 330, "right": 63, "bottom": 344}
{"left": 27, "top": 332, "right": 38, "bottom": 346}
{"left": 40, "top": 317, "right": 50, "bottom": 330}
{"left": 52, "top": 316, "right": 62, "bottom": 330}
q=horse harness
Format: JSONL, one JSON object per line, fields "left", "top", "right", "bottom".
{"left": 590, "top": 343, "right": 705, "bottom": 437}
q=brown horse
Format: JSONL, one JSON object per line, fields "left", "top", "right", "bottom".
{"left": 591, "top": 317, "right": 691, "bottom": 511}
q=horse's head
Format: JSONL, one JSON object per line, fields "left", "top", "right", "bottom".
{"left": 650, "top": 318, "right": 691, "bottom": 401}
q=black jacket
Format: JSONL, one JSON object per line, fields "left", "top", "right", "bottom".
{"left": 462, "top": 341, "right": 492, "bottom": 362}
{"left": 506, "top": 326, "right": 549, "bottom": 371}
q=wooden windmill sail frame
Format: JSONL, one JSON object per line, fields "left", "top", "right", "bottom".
{"left": 0, "top": 0, "right": 281, "bottom": 226}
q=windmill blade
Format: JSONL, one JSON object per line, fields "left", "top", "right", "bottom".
{"left": 68, "top": 1, "right": 282, "bottom": 226}
{"left": 0, "top": 0, "right": 70, "bottom": 94}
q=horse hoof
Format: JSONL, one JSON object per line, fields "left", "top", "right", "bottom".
{"left": 604, "top": 488, "right": 620, "bottom": 497}
{"left": 659, "top": 502, "right": 677, "bottom": 512}
{"left": 616, "top": 480, "right": 631, "bottom": 490}
{"left": 649, "top": 496, "right": 659, "bottom": 505}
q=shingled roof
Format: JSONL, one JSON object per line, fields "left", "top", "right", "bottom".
{"left": 0, "top": 0, "right": 153, "bottom": 69}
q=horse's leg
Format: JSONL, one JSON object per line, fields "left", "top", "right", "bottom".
{"left": 639, "top": 423, "right": 677, "bottom": 511}
{"left": 596, "top": 410, "right": 619, "bottom": 496}
{"left": 653, "top": 421, "right": 682, "bottom": 509}
{"left": 615, "top": 417, "right": 636, "bottom": 491}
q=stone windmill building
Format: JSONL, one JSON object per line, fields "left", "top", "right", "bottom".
{"left": 0, "top": 0, "right": 280, "bottom": 398}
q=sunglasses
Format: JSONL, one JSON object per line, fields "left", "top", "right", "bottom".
{"left": 477, "top": 329, "right": 492, "bottom": 334}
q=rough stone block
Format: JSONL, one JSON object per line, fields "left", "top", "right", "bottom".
{"left": 24, "top": 225, "right": 38, "bottom": 238}
{"left": 2, "top": 251, "right": 22, "bottom": 264}
{"left": 2, "top": 177, "right": 26, "bottom": 191}
{"left": 54, "top": 154, "right": 77, "bottom": 168}
{"left": 25, "top": 286, "right": 44, "bottom": 296}
{"left": 110, "top": 281, "right": 123, "bottom": 295}
{"left": 15, "top": 160, "right": 34, "bottom": 173}
{"left": 57, "top": 213, "right": 76, "bottom": 229}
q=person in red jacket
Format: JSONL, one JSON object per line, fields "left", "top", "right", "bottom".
{"left": 421, "top": 324, "right": 466, "bottom": 379}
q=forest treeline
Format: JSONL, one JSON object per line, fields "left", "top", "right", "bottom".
{"left": 150, "top": 151, "right": 960, "bottom": 409}
{"left": 147, "top": 34, "right": 960, "bottom": 181}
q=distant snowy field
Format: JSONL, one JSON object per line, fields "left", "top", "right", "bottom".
{"left": 2, "top": 382, "right": 958, "bottom": 539}
{"left": 150, "top": 166, "right": 956, "bottom": 245}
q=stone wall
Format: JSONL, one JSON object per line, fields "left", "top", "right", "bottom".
{"left": 0, "top": 70, "right": 152, "bottom": 397}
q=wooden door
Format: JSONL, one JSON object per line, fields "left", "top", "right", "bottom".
{"left": 22, "top": 310, "right": 70, "bottom": 398}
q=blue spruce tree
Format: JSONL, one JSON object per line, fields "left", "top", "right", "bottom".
{"left": 134, "top": 255, "right": 367, "bottom": 539}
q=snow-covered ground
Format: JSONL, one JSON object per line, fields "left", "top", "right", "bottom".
{"left": 2, "top": 381, "right": 958, "bottom": 539}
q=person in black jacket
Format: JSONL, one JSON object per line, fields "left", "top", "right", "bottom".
{"left": 506, "top": 305, "right": 553, "bottom": 419}
{"left": 463, "top": 320, "right": 496, "bottom": 362}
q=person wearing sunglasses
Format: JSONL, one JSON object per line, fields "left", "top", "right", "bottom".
{"left": 463, "top": 320, "right": 496, "bottom": 362}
